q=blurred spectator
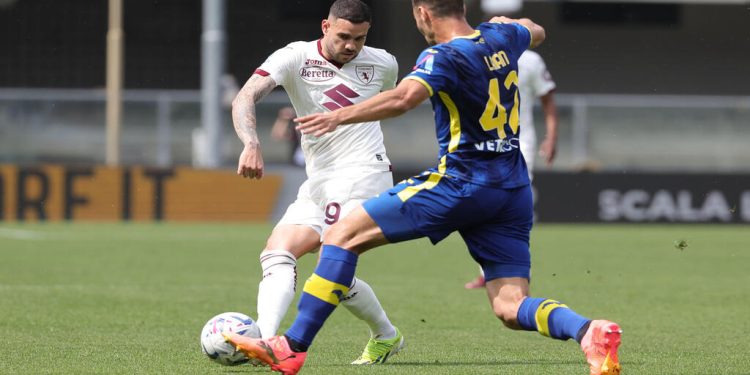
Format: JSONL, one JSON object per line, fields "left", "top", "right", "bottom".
{"left": 270, "top": 106, "right": 304, "bottom": 167}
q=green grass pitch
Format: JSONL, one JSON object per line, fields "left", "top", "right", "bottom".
{"left": 1, "top": 223, "right": 748, "bottom": 374}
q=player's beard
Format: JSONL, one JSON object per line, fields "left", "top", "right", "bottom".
{"left": 335, "top": 50, "right": 358, "bottom": 64}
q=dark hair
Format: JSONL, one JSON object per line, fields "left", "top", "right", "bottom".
{"left": 329, "top": 0, "right": 371, "bottom": 24}
{"left": 412, "top": 0, "right": 464, "bottom": 18}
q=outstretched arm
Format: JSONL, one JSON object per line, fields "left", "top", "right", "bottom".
{"left": 538, "top": 91, "right": 558, "bottom": 165}
{"left": 295, "top": 79, "right": 429, "bottom": 137}
{"left": 232, "top": 74, "right": 277, "bottom": 179}
{"left": 490, "top": 16, "right": 546, "bottom": 48}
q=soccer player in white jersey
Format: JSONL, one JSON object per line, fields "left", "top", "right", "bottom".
{"left": 464, "top": 49, "right": 559, "bottom": 289}
{"left": 230, "top": 0, "right": 403, "bottom": 365}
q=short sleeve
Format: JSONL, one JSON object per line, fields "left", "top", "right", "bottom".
{"left": 487, "top": 22, "right": 531, "bottom": 58}
{"left": 530, "top": 55, "right": 556, "bottom": 96}
{"left": 403, "top": 47, "right": 456, "bottom": 97}
{"left": 255, "top": 42, "right": 301, "bottom": 88}
{"left": 383, "top": 54, "right": 399, "bottom": 90}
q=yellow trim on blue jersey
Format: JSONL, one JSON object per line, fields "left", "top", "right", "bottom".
{"left": 397, "top": 156, "right": 447, "bottom": 202}
{"left": 438, "top": 91, "right": 462, "bottom": 153}
{"left": 404, "top": 76, "right": 434, "bottom": 97}
{"left": 517, "top": 23, "right": 533, "bottom": 48}
{"left": 453, "top": 30, "right": 481, "bottom": 40}
{"left": 302, "top": 274, "right": 350, "bottom": 306}
{"left": 534, "top": 299, "right": 568, "bottom": 337}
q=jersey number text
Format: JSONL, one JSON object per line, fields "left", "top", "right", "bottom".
{"left": 479, "top": 71, "right": 520, "bottom": 139}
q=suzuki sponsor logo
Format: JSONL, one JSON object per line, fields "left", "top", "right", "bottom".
{"left": 299, "top": 66, "right": 335, "bottom": 82}
{"left": 598, "top": 189, "right": 750, "bottom": 222}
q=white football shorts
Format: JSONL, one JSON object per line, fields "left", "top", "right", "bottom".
{"left": 276, "top": 165, "right": 393, "bottom": 237}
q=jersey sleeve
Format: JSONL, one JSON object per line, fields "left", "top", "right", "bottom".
{"left": 403, "top": 47, "right": 456, "bottom": 97}
{"left": 487, "top": 22, "right": 531, "bottom": 58}
{"left": 530, "top": 55, "right": 556, "bottom": 96}
{"left": 255, "top": 42, "right": 302, "bottom": 88}
{"left": 383, "top": 53, "right": 399, "bottom": 90}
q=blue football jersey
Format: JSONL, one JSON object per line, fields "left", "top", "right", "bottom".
{"left": 404, "top": 22, "right": 532, "bottom": 188}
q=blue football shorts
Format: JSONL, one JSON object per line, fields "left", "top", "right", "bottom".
{"left": 363, "top": 172, "right": 533, "bottom": 281}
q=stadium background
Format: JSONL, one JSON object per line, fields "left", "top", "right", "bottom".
{"left": 1, "top": 0, "right": 749, "bottom": 223}
{"left": 1, "top": 2, "right": 750, "bottom": 374}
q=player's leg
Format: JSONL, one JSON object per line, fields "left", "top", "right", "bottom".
{"left": 256, "top": 223, "right": 322, "bottom": 339}
{"left": 284, "top": 173, "right": 441, "bottom": 351}
{"left": 486, "top": 276, "right": 621, "bottom": 375}
{"left": 236, "top": 209, "right": 386, "bottom": 374}
{"left": 226, "top": 174, "right": 454, "bottom": 372}
{"left": 471, "top": 185, "right": 621, "bottom": 375}
{"left": 256, "top": 180, "right": 324, "bottom": 339}
{"left": 332, "top": 191, "right": 403, "bottom": 364}
{"left": 464, "top": 138, "right": 535, "bottom": 290}
{"left": 283, "top": 205, "right": 389, "bottom": 352}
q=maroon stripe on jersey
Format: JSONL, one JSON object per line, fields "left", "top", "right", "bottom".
{"left": 317, "top": 39, "right": 344, "bottom": 69}
{"left": 254, "top": 69, "right": 270, "bottom": 77}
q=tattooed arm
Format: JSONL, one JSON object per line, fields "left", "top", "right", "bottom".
{"left": 231, "top": 74, "right": 277, "bottom": 179}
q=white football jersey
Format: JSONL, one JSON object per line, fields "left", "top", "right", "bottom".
{"left": 518, "top": 50, "right": 556, "bottom": 151}
{"left": 256, "top": 40, "right": 398, "bottom": 175}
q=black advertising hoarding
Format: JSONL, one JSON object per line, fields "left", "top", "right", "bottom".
{"left": 534, "top": 172, "right": 750, "bottom": 223}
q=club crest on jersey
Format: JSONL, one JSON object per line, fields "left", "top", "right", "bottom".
{"left": 299, "top": 66, "right": 335, "bottom": 82}
{"left": 356, "top": 65, "right": 375, "bottom": 84}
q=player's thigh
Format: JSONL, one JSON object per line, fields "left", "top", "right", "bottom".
{"left": 362, "top": 172, "right": 466, "bottom": 245}
{"left": 320, "top": 170, "right": 393, "bottom": 231}
{"left": 323, "top": 205, "right": 389, "bottom": 254}
{"left": 265, "top": 224, "right": 322, "bottom": 258}
{"left": 460, "top": 185, "right": 534, "bottom": 281}
{"left": 271, "top": 180, "right": 325, "bottom": 257}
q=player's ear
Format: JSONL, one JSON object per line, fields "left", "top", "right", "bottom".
{"left": 417, "top": 6, "right": 431, "bottom": 25}
{"left": 322, "top": 18, "right": 330, "bottom": 35}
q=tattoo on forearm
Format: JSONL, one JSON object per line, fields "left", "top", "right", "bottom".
{"left": 232, "top": 75, "right": 276, "bottom": 146}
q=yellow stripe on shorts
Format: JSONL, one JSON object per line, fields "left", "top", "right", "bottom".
{"left": 396, "top": 156, "right": 448, "bottom": 202}
{"left": 302, "top": 274, "right": 350, "bottom": 306}
{"left": 534, "top": 299, "right": 568, "bottom": 337}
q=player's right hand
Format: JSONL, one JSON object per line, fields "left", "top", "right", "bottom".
{"left": 294, "top": 112, "right": 341, "bottom": 137}
{"left": 237, "top": 142, "right": 264, "bottom": 179}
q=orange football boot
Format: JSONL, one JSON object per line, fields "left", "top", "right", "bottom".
{"left": 580, "top": 320, "right": 622, "bottom": 375}
{"left": 224, "top": 334, "right": 306, "bottom": 375}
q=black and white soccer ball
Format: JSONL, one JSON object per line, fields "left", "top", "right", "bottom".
{"left": 200, "top": 312, "right": 261, "bottom": 366}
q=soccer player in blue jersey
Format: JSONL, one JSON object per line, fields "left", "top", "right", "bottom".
{"left": 225, "top": 1, "right": 622, "bottom": 374}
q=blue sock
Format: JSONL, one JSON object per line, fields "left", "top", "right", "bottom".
{"left": 517, "top": 297, "right": 590, "bottom": 342}
{"left": 285, "top": 245, "right": 358, "bottom": 350}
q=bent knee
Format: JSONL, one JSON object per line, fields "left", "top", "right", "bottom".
{"left": 321, "top": 222, "right": 356, "bottom": 248}
{"left": 491, "top": 294, "right": 526, "bottom": 329}
{"left": 494, "top": 306, "right": 520, "bottom": 328}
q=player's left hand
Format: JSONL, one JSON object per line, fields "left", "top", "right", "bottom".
{"left": 489, "top": 16, "right": 515, "bottom": 24}
{"left": 295, "top": 112, "right": 341, "bottom": 137}
{"left": 539, "top": 137, "right": 557, "bottom": 165}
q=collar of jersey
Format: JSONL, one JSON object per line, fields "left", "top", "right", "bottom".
{"left": 452, "top": 30, "right": 481, "bottom": 40}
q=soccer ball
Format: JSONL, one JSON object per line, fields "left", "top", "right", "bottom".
{"left": 200, "top": 312, "right": 261, "bottom": 366}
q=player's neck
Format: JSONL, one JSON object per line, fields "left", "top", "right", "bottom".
{"left": 433, "top": 18, "right": 475, "bottom": 44}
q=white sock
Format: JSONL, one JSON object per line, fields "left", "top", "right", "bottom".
{"left": 255, "top": 249, "right": 297, "bottom": 339}
{"left": 341, "top": 277, "right": 397, "bottom": 340}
